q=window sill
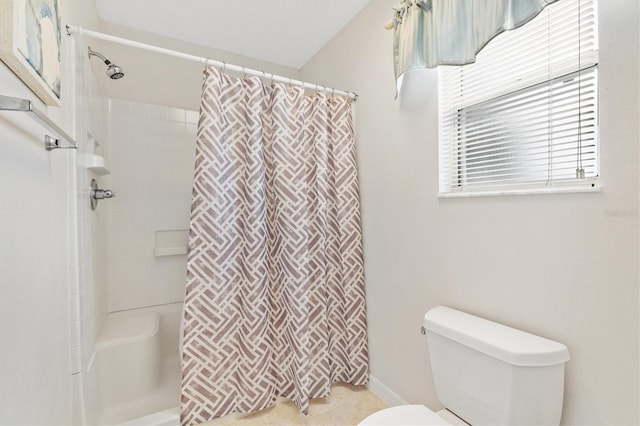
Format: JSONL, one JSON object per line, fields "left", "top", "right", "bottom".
{"left": 438, "top": 182, "right": 602, "bottom": 198}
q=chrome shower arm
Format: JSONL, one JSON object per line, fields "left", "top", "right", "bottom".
{"left": 88, "top": 47, "right": 109, "bottom": 64}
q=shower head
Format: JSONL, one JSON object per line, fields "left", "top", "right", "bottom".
{"left": 88, "top": 46, "right": 124, "bottom": 80}
{"left": 106, "top": 63, "right": 124, "bottom": 80}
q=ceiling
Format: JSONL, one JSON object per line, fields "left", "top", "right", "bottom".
{"left": 94, "top": 0, "right": 370, "bottom": 69}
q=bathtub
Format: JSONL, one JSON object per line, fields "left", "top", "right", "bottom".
{"left": 94, "top": 303, "right": 182, "bottom": 425}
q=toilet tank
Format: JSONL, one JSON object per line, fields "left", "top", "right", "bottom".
{"left": 423, "top": 306, "right": 570, "bottom": 425}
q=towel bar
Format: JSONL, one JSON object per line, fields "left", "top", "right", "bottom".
{"left": 0, "top": 94, "right": 77, "bottom": 150}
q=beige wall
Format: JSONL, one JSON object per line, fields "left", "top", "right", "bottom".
{"left": 0, "top": 0, "right": 103, "bottom": 424}
{"left": 86, "top": 22, "right": 302, "bottom": 111}
{"left": 301, "top": 1, "right": 639, "bottom": 425}
{"left": 0, "top": 64, "right": 73, "bottom": 424}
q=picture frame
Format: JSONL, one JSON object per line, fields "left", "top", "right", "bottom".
{"left": 0, "top": 0, "right": 62, "bottom": 106}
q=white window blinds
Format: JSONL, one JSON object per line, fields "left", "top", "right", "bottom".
{"left": 438, "top": 0, "right": 599, "bottom": 196}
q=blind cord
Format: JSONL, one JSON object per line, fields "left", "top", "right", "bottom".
{"left": 547, "top": 7, "right": 553, "bottom": 186}
{"left": 577, "top": 0, "right": 585, "bottom": 179}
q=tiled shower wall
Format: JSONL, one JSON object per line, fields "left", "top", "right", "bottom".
{"left": 69, "top": 36, "right": 108, "bottom": 425}
{"left": 102, "top": 99, "right": 198, "bottom": 312}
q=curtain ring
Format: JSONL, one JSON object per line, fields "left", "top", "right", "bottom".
{"left": 222, "top": 61, "right": 227, "bottom": 73}
{"left": 242, "top": 66, "right": 247, "bottom": 79}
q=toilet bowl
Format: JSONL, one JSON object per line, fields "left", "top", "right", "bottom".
{"left": 359, "top": 306, "right": 570, "bottom": 426}
{"left": 359, "top": 405, "right": 467, "bottom": 425}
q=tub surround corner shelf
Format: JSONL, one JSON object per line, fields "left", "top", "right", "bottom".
{"left": 78, "top": 153, "right": 110, "bottom": 175}
{"left": 95, "top": 304, "right": 182, "bottom": 425}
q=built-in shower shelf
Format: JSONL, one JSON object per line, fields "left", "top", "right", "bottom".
{"left": 153, "top": 246, "right": 188, "bottom": 257}
{"left": 78, "top": 153, "right": 110, "bottom": 175}
{"left": 154, "top": 229, "right": 188, "bottom": 257}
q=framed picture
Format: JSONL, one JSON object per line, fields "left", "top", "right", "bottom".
{"left": 0, "top": 0, "right": 62, "bottom": 106}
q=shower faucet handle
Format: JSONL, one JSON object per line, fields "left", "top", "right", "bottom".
{"left": 90, "top": 178, "right": 114, "bottom": 210}
{"left": 93, "top": 188, "right": 114, "bottom": 199}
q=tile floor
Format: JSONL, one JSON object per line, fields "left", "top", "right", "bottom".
{"left": 201, "top": 383, "right": 389, "bottom": 426}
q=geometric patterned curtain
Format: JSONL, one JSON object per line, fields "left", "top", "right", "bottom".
{"left": 180, "top": 67, "right": 369, "bottom": 425}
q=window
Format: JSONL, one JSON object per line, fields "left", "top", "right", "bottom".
{"left": 438, "top": 0, "right": 599, "bottom": 197}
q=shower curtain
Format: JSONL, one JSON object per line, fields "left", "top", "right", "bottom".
{"left": 180, "top": 67, "right": 368, "bottom": 425}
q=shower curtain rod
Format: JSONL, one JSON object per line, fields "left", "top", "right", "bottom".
{"left": 65, "top": 25, "right": 358, "bottom": 100}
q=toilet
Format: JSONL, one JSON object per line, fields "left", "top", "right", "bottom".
{"left": 359, "top": 306, "right": 570, "bottom": 425}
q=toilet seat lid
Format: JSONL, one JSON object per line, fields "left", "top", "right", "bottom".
{"left": 358, "top": 405, "right": 451, "bottom": 425}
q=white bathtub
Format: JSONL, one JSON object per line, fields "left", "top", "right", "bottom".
{"left": 95, "top": 303, "right": 182, "bottom": 425}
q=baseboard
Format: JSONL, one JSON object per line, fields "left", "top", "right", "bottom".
{"left": 367, "top": 374, "right": 409, "bottom": 406}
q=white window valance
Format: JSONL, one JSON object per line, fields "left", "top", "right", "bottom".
{"left": 392, "top": 0, "right": 558, "bottom": 91}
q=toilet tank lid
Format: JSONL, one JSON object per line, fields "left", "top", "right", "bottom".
{"left": 423, "top": 306, "right": 570, "bottom": 367}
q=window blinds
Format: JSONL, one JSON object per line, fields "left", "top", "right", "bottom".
{"left": 438, "top": 0, "right": 599, "bottom": 195}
